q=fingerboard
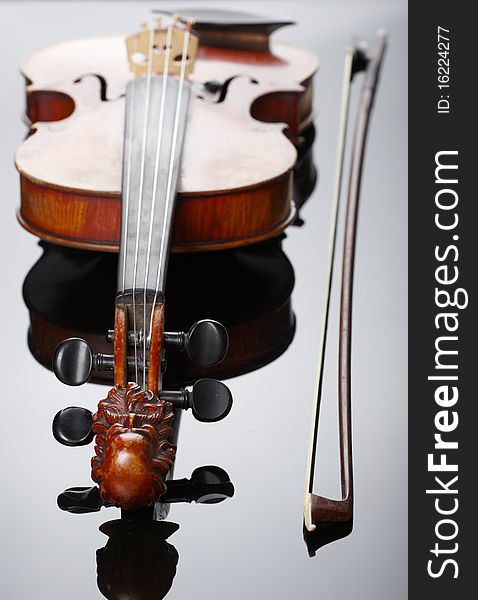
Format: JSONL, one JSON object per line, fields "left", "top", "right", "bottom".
{"left": 117, "top": 75, "right": 190, "bottom": 298}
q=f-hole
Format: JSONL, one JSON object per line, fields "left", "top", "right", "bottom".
{"left": 74, "top": 73, "right": 124, "bottom": 102}
{"left": 198, "top": 75, "right": 259, "bottom": 104}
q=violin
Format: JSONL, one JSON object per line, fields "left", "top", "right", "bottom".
{"left": 15, "top": 11, "right": 319, "bottom": 512}
{"left": 16, "top": 12, "right": 318, "bottom": 253}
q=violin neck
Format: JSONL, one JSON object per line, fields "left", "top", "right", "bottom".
{"left": 115, "top": 74, "right": 190, "bottom": 390}
{"left": 117, "top": 74, "right": 190, "bottom": 300}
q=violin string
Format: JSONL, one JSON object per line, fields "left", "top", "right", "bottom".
{"left": 142, "top": 23, "right": 173, "bottom": 387}
{"left": 121, "top": 42, "right": 137, "bottom": 299}
{"left": 132, "top": 26, "right": 154, "bottom": 387}
{"left": 148, "top": 24, "right": 190, "bottom": 352}
{"left": 120, "top": 35, "right": 139, "bottom": 387}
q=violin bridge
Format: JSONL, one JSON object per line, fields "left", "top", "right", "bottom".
{"left": 126, "top": 21, "right": 198, "bottom": 78}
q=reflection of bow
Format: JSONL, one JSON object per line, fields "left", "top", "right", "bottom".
{"left": 303, "top": 31, "right": 388, "bottom": 555}
{"left": 97, "top": 519, "right": 179, "bottom": 600}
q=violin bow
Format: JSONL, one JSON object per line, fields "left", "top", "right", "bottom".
{"left": 303, "top": 31, "right": 387, "bottom": 540}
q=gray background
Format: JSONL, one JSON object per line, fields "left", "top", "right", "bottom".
{"left": 0, "top": 1, "right": 407, "bottom": 598}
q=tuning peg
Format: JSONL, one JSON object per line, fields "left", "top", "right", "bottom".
{"left": 160, "top": 378, "right": 232, "bottom": 422}
{"left": 57, "top": 486, "right": 106, "bottom": 513}
{"left": 164, "top": 319, "right": 229, "bottom": 367}
{"left": 190, "top": 465, "right": 235, "bottom": 504}
{"left": 52, "top": 338, "right": 114, "bottom": 386}
{"left": 52, "top": 406, "right": 94, "bottom": 446}
{"left": 106, "top": 320, "right": 228, "bottom": 368}
{"left": 163, "top": 466, "right": 235, "bottom": 504}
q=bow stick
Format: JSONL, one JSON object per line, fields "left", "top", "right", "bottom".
{"left": 304, "top": 31, "right": 387, "bottom": 544}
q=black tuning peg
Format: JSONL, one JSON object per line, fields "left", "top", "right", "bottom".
{"left": 163, "top": 466, "right": 235, "bottom": 504}
{"left": 52, "top": 406, "right": 94, "bottom": 447}
{"left": 164, "top": 320, "right": 229, "bottom": 367}
{"left": 160, "top": 378, "right": 232, "bottom": 423}
{"left": 57, "top": 486, "right": 106, "bottom": 513}
{"left": 52, "top": 338, "right": 114, "bottom": 386}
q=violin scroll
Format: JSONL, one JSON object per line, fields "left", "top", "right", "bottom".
{"left": 91, "top": 383, "right": 176, "bottom": 511}
{"left": 52, "top": 376, "right": 233, "bottom": 508}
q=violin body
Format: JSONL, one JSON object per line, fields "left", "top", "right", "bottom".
{"left": 16, "top": 31, "right": 318, "bottom": 253}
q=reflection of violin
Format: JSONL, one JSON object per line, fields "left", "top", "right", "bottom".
{"left": 16, "top": 12, "right": 319, "bottom": 253}
{"left": 24, "top": 237, "right": 296, "bottom": 386}
{"left": 15, "top": 11, "right": 319, "bottom": 512}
